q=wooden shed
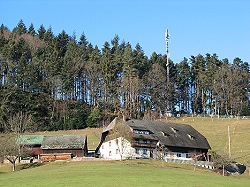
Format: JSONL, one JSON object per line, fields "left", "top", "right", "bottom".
{"left": 17, "top": 135, "right": 44, "bottom": 159}
{"left": 41, "top": 135, "right": 88, "bottom": 161}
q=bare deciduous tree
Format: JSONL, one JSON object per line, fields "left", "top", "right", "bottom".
{"left": 0, "top": 112, "right": 34, "bottom": 171}
{"left": 0, "top": 135, "right": 26, "bottom": 171}
{"left": 156, "top": 142, "right": 169, "bottom": 167}
{"left": 5, "top": 112, "right": 34, "bottom": 135}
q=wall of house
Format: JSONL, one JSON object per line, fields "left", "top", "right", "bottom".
{"left": 159, "top": 151, "right": 208, "bottom": 161}
{"left": 99, "top": 140, "right": 205, "bottom": 161}
{"left": 99, "top": 138, "right": 198, "bottom": 160}
{"left": 99, "top": 137, "right": 132, "bottom": 160}
{"left": 42, "top": 149, "right": 85, "bottom": 157}
{"left": 133, "top": 147, "right": 152, "bottom": 159}
{"left": 99, "top": 137, "right": 154, "bottom": 160}
{"left": 164, "top": 152, "right": 193, "bottom": 160}
{"left": 25, "top": 147, "right": 42, "bottom": 158}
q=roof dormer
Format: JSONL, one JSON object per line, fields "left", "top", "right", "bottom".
{"left": 161, "top": 131, "right": 170, "bottom": 137}
{"left": 171, "top": 127, "right": 179, "bottom": 133}
{"left": 187, "top": 134, "right": 195, "bottom": 140}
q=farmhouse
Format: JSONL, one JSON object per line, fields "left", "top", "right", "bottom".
{"left": 96, "top": 117, "right": 211, "bottom": 161}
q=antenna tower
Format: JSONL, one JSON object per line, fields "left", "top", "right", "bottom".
{"left": 165, "top": 28, "right": 171, "bottom": 115}
{"left": 165, "top": 28, "right": 170, "bottom": 85}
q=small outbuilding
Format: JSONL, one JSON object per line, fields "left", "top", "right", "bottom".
{"left": 41, "top": 135, "right": 88, "bottom": 161}
{"left": 18, "top": 135, "right": 44, "bottom": 159}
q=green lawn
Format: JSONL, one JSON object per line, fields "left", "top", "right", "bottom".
{"left": 0, "top": 160, "right": 250, "bottom": 187}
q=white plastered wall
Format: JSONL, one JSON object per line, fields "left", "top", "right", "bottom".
{"left": 99, "top": 137, "right": 136, "bottom": 160}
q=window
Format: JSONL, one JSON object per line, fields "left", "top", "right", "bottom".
{"left": 143, "top": 149, "right": 147, "bottom": 154}
{"left": 109, "top": 141, "right": 111, "bottom": 147}
{"left": 135, "top": 139, "right": 139, "bottom": 143}
{"left": 116, "top": 149, "right": 119, "bottom": 154}
{"left": 133, "top": 129, "right": 150, "bottom": 135}
{"left": 135, "top": 148, "right": 139, "bottom": 154}
{"left": 109, "top": 151, "right": 112, "bottom": 156}
{"left": 177, "top": 153, "right": 182, "bottom": 157}
{"left": 186, "top": 153, "right": 191, "bottom": 158}
{"left": 143, "top": 139, "right": 147, "bottom": 144}
{"left": 133, "top": 129, "right": 139, "bottom": 134}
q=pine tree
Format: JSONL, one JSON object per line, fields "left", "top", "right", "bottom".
{"left": 121, "top": 43, "right": 138, "bottom": 117}
{"left": 37, "top": 25, "right": 46, "bottom": 40}
{"left": 0, "top": 24, "right": 8, "bottom": 34}
{"left": 133, "top": 43, "right": 149, "bottom": 79}
{"left": 100, "top": 41, "right": 115, "bottom": 112}
{"left": 44, "top": 26, "right": 54, "bottom": 41}
{"left": 28, "top": 23, "right": 36, "bottom": 36}
{"left": 205, "top": 53, "right": 221, "bottom": 115}
{"left": 57, "top": 30, "right": 69, "bottom": 58}
{"left": 12, "top": 19, "right": 27, "bottom": 35}
{"left": 175, "top": 57, "right": 191, "bottom": 113}
{"left": 78, "top": 32, "right": 89, "bottom": 103}
{"left": 62, "top": 34, "right": 81, "bottom": 100}
{"left": 85, "top": 45, "right": 102, "bottom": 107}
{"left": 190, "top": 54, "right": 206, "bottom": 114}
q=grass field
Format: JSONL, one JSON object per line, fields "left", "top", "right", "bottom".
{"left": 169, "top": 117, "right": 250, "bottom": 165}
{"left": 0, "top": 160, "right": 250, "bottom": 187}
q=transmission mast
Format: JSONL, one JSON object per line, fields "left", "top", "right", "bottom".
{"left": 165, "top": 28, "right": 170, "bottom": 85}
{"left": 165, "top": 28, "right": 172, "bottom": 116}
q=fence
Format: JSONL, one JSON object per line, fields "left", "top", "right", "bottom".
{"left": 165, "top": 158, "right": 214, "bottom": 169}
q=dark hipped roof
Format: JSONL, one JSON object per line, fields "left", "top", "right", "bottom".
{"left": 126, "top": 119, "right": 211, "bottom": 150}
{"left": 41, "top": 135, "right": 87, "bottom": 149}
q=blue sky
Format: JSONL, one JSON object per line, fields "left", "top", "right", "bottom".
{"left": 0, "top": 0, "right": 249, "bottom": 63}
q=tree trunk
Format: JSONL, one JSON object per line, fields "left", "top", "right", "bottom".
{"left": 8, "top": 158, "right": 17, "bottom": 172}
{"left": 12, "top": 162, "right": 16, "bottom": 172}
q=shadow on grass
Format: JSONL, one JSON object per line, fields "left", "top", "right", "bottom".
{"left": 20, "top": 162, "right": 45, "bottom": 170}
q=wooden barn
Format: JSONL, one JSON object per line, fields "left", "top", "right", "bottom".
{"left": 41, "top": 135, "right": 88, "bottom": 161}
{"left": 18, "top": 135, "right": 44, "bottom": 159}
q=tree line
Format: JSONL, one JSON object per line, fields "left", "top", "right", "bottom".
{"left": 0, "top": 20, "right": 249, "bottom": 131}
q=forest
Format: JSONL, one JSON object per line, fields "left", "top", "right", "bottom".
{"left": 0, "top": 20, "right": 249, "bottom": 132}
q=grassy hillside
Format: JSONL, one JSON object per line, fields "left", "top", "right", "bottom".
{"left": 0, "top": 160, "right": 250, "bottom": 187}
{"left": 168, "top": 117, "right": 250, "bottom": 165}
{"left": 32, "top": 117, "right": 250, "bottom": 164}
